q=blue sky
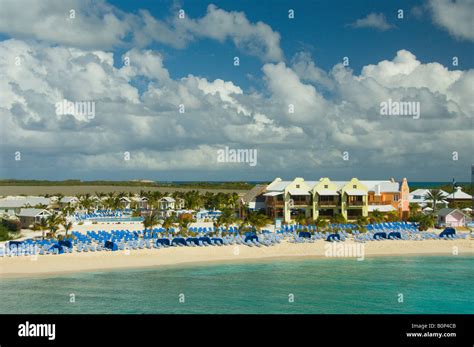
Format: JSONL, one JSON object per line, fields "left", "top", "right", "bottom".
{"left": 112, "top": 0, "right": 474, "bottom": 90}
{"left": 0, "top": 0, "right": 472, "bottom": 182}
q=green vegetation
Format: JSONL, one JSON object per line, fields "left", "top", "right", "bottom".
{"left": 0, "top": 218, "right": 21, "bottom": 241}
{"left": 0, "top": 179, "right": 256, "bottom": 190}
{"left": 424, "top": 189, "right": 445, "bottom": 212}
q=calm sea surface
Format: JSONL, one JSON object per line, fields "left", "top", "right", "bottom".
{"left": 0, "top": 256, "right": 472, "bottom": 314}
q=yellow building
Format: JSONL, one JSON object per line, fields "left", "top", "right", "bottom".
{"left": 263, "top": 177, "right": 407, "bottom": 223}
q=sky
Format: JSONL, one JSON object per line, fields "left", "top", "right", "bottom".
{"left": 0, "top": 0, "right": 473, "bottom": 182}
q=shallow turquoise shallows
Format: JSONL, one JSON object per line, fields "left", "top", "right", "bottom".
{"left": 1, "top": 256, "right": 473, "bottom": 314}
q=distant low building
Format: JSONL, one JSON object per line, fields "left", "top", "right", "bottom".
{"left": 59, "top": 196, "right": 80, "bottom": 206}
{"left": 17, "top": 208, "right": 52, "bottom": 228}
{"left": 436, "top": 208, "right": 468, "bottom": 228}
{"left": 409, "top": 189, "right": 449, "bottom": 209}
{"left": 238, "top": 184, "right": 267, "bottom": 218}
{"left": 0, "top": 196, "right": 52, "bottom": 216}
{"left": 445, "top": 187, "right": 472, "bottom": 203}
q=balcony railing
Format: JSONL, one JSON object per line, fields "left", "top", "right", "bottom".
{"left": 318, "top": 200, "right": 338, "bottom": 207}
{"left": 267, "top": 201, "right": 284, "bottom": 207}
{"left": 347, "top": 200, "right": 364, "bottom": 206}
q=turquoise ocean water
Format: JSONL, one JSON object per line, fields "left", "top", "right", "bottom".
{"left": 0, "top": 256, "right": 472, "bottom": 314}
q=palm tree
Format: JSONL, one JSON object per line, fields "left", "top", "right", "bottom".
{"left": 315, "top": 217, "right": 328, "bottom": 230}
{"left": 418, "top": 213, "right": 435, "bottom": 231}
{"left": 80, "top": 196, "right": 94, "bottom": 213}
{"left": 243, "top": 211, "right": 271, "bottom": 232}
{"left": 38, "top": 218, "right": 48, "bottom": 240}
{"left": 143, "top": 212, "right": 158, "bottom": 234}
{"left": 162, "top": 216, "right": 175, "bottom": 237}
{"left": 424, "top": 189, "right": 445, "bottom": 212}
{"left": 217, "top": 208, "right": 236, "bottom": 232}
{"left": 369, "top": 210, "right": 384, "bottom": 224}
{"left": 46, "top": 214, "right": 60, "bottom": 239}
{"left": 62, "top": 220, "right": 73, "bottom": 238}
{"left": 295, "top": 213, "right": 307, "bottom": 225}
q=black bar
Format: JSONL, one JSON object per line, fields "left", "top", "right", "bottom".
{"left": 0, "top": 314, "right": 471, "bottom": 345}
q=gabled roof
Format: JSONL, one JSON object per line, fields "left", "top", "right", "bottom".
{"left": 410, "top": 189, "right": 449, "bottom": 197}
{"left": 447, "top": 188, "right": 472, "bottom": 200}
{"left": 160, "top": 197, "right": 175, "bottom": 203}
{"left": 266, "top": 180, "right": 293, "bottom": 191}
{"left": 360, "top": 181, "right": 400, "bottom": 194}
{"left": 18, "top": 208, "right": 52, "bottom": 217}
{"left": 0, "top": 196, "right": 52, "bottom": 208}
{"left": 60, "top": 196, "right": 79, "bottom": 203}
{"left": 316, "top": 189, "right": 339, "bottom": 196}
{"left": 344, "top": 189, "right": 367, "bottom": 196}
{"left": 241, "top": 185, "right": 266, "bottom": 204}
{"left": 437, "top": 208, "right": 466, "bottom": 217}
{"left": 288, "top": 188, "right": 311, "bottom": 196}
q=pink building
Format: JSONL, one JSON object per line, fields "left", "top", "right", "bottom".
{"left": 437, "top": 208, "right": 468, "bottom": 227}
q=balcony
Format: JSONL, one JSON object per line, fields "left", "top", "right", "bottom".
{"left": 318, "top": 199, "right": 338, "bottom": 207}
{"left": 347, "top": 200, "right": 364, "bottom": 207}
{"left": 267, "top": 201, "right": 284, "bottom": 208}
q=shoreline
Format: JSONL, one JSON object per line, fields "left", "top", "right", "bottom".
{"left": 1, "top": 239, "right": 472, "bottom": 279}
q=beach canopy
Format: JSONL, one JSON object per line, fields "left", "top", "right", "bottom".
{"left": 198, "top": 237, "right": 212, "bottom": 244}
{"left": 104, "top": 240, "right": 118, "bottom": 251}
{"left": 244, "top": 234, "right": 259, "bottom": 242}
{"left": 388, "top": 232, "right": 401, "bottom": 240}
{"left": 439, "top": 228, "right": 456, "bottom": 238}
{"left": 326, "top": 234, "right": 341, "bottom": 242}
{"left": 156, "top": 238, "right": 171, "bottom": 246}
{"left": 171, "top": 237, "right": 186, "bottom": 246}
{"left": 298, "top": 231, "right": 311, "bottom": 239}
{"left": 49, "top": 243, "right": 65, "bottom": 254}
{"left": 373, "top": 232, "right": 387, "bottom": 239}
{"left": 58, "top": 240, "right": 72, "bottom": 248}
{"left": 186, "top": 237, "right": 200, "bottom": 246}
{"left": 211, "top": 237, "right": 223, "bottom": 245}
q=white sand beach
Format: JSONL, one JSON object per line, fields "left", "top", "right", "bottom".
{"left": 1, "top": 237, "right": 472, "bottom": 278}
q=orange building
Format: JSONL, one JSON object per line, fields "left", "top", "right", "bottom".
{"left": 365, "top": 178, "right": 410, "bottom": 219}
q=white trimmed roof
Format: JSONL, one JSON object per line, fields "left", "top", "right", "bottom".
{"left": 360, "top": 181, "right": 400, "bottom": 194}
{"left": 448, "top": 188, "right": 472, "bottom": 200}
{"left": 160, "top": 197, "right": 175, "bottom": 202}
{"left": 345, "top": 189, "right": 367, "bottom": 196}
{"left": 288, "top": 189, "right": 311, "bottom": 196}
{"left": 0, "top": 196, "right": 51, "bottom": 208}
{"left": 410, "top": 189, "right": 449, "bottom": 197}
{"left": 317, "top": 189, "right": 339, "bottom": 196}
{"left": 18, "top": 208, "right": 52, "bottom": 217}
{"left": 266, "top": 180, "right": 293, "bottom": 191}
{"left": 60, "top": 196, "right": 78, "bottom": 203}
{"left": 263, "top": 191, "right": 283, "bottom": 196}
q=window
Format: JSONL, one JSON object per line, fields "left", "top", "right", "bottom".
{"left": 296, "top": 184, "right": 300, "bottom": 188}
{"left": 353, "top": 185, "right": 357, "bottom": 188}
{"left": 394, "top": 194, "right": 399, "bottom": 201}
{"left": 324, "top": 185, "right": 328, "bottom": 188}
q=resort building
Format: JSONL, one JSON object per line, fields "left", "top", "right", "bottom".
{"left": 409, "top": 187, "right": 472, "bottom": 209}
{"left": 409, "top": 189, "right": 449, "bottom": 209}
{"left": 238, "top": 185, "right": 267, "bottom": 218}
{"left": 17, "top": 208, "right": 52, "bottom": 228}
{"left": 0, "top": 196, "right": 52, "bottom": 217}
{"left": 59, "top": 196, "right": 80, "bottom": 207}
{"left": 444, "top": 187, "right": 472, "bottom": 203}
{"left": 260, "top": 177, "right": 410, "bottom": 223}
{"left": 436, "top": 208, "right": 469, "bottom": 227}
{"left": 158, "top": 197, "right": 185, "bottom": 217}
